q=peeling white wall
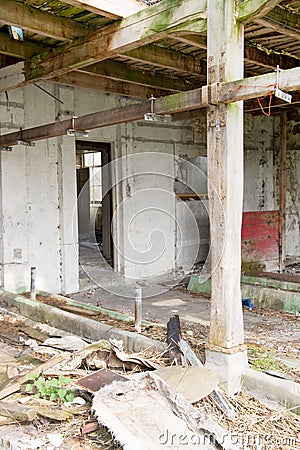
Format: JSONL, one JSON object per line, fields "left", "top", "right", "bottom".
{"left": 243, "top": 112, "right": 300, "bottom": 259}
{"left": 0, "top": 83, "right": 206, "bottom": 291}
{"left": 286, "top": 116, "right": 300, "bottom": 257}
{"left": 244, "top": 114, "right": 278, "bottom": 212}
{"left": 0, "top": 83, "right": 299, "bottom": 295}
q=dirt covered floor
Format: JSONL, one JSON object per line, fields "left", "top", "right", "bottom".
{"left": 69, "top": 285, "right": 300, "bottom": 376}
{"left": 0, "top": 304, "right": 300, "bottom": 450}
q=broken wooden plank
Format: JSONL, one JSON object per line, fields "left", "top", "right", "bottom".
{"left": 167, "top": 315, "right": 183, "bottom": 364}
{"left": 0, "top": 401, "right": 36, "bottom": 421}
{"left": 93, "top": 372, "right": 239, "bottom": 449}
{"left": 179, "top": 339, "right": 236, "bottom": 420}
{"left": 179, "top": 338, "right": 204, "bottom": 367}
{"left": 0, "top": 352, "right": 70, "bottom": 400}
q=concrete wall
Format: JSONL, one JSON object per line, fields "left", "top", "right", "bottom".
{"left": 0, "top": 82, "right": 125, "bottom": 294}
{"left": 0, "top": 83, "right": 299, "bottom": 295}
{"left": 286, "top": 116, "right": 300, "bottom": 257}
{"left": 0, "top": 83, "right": 206, "bottom": 291}
{"left": 244, "top": 112, "right": 300, "bottom": 259}
{"left": 114, "top": 114, "right": 207, "bottom": 278}
{"left": 0, "top": 85, "right": 79, "bottom": 293}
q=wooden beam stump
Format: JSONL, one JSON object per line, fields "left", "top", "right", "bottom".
{"left": 205, "top": 0, "right": 247, "bottom": 394}
{"left": 167, "top": 315, "right": 182, "bottom": 365}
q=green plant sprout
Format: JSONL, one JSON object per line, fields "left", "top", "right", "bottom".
{"left": 25, "top": 373, "right": 74, "bottom": 403}
{"left": 248, "top": 348, "right": 289, "bottom": 373}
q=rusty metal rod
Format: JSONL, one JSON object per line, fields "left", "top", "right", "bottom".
{"left": 134, "top": 287, "right": 142, "bottom": 333}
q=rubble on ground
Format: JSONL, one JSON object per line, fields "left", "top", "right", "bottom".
{"left": 0, "top": 309, "right": 299, "bottom": 449}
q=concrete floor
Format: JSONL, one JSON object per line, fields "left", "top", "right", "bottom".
{"left": 72, "top": 251, "right": 300, "bottom": 361}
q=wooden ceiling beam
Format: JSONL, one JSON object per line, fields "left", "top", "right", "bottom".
{"left": 24, "top": 0, "right": 207, "bottom": 82}
{"left": 124, "top": 45, "right": 207, "bottom": 76}
{"left": 53, "top": 71, "right": 174, "bottom": 98}
{"left": 172, "top": 92, "right": 300, "bottom": 121}
{"left": 1, "top": 66, "right": 299, "bottom": 147}
{"left": 0, "top": 0, "right": 89, "bottom": 41}
{"left": 0, "top": 32, "right": 49, "bottom": 58}
{"left": 169, "top": 33, "right": 207, "bottom": 49}
{"left": 79, "top": 60, "right": 202, "bottom": 91}
{"left": 244, "top": 45, "right": 299, "bottom": 70}
{"left": 236, "top": 0, "right": 282, "bottom": 22}
{"left": 255, "top": 6, "right": 300, "bottom": 41}
{"left": 168, "top": 33, "right": 297, "bottom": 71}
{"left": 59, "top": 0, "right": 145, "bottom": 19}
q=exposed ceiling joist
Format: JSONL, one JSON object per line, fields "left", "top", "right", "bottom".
{"left": 59, "top": 0, "right": 145, "bottom": 19}
{"left": 124, "top": 45, "right": 206, "bottom": 75}
{"left": 0, "top": 32, "right": 49, "bottom": 58}
{"left": 168, "top": 33, "right": 297, "bottom": 71}
{"left": 236, "top": 0, "right": 283, "bottom": 21}
{"left": 244, "top": 45, "right": 299, "bottom": 69}
{"left": 24, "top": 0, "right": 207, "bottom": 82}
{"left": 79, "top": 60, "right": 200, "bottom": 92}
{"left": 0, "top": 58, "right": 200, "bottom": 96}
{"left": 0, "top": 0, "right": 90, "bottom": 41}
{"left": 1, "top": 66, "right": 299, "bottom": 148}
{"left": 255, "top": 6, "right": 300, "bottom": 40}
{"left": 0, "top": 33, "right": 207, "bottom": 78}
{"left": 53, "top": 71, "right": 174, "bottom": 98}
{"left": 169, "top": 33, "right": 207, "bottom": 49}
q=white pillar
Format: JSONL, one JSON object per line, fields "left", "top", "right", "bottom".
{"left": 205, "top": 0, "right": 248, "bottom": 394}
{"left": 57, "top": 136, "right": 79, "bottom": 294}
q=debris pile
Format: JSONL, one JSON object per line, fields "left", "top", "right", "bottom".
{"left": 0, "top": 310, "right": 299, "bottom": 449}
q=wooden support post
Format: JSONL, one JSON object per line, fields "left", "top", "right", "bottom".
{"left": 279, "top": 111, "right": 287, "bottom": 272}
{"left": 205, "top": 0, "right": 247, "bottom": 394}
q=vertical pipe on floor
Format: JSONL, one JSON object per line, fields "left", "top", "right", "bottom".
{"left": 134, "top": 287, "right": 142, "bottom": 333}
{"left": 30, "top": 267, "right": 36, "bottom": 300}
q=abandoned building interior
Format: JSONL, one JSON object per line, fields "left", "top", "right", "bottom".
{"left": 0, "top": 0, "right": 299, "bottom": 447}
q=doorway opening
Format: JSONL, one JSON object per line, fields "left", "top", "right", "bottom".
{"left": 76, "top": 141, "right": 113, "bottom": 272}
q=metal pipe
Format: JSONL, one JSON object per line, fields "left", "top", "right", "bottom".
{"left": 134, "top": 287, "right": 142, "bottom": 333}
{"left": 30, "top": 267, "right": 36, "bottom": 300}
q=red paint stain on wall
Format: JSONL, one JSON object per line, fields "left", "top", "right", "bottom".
{"left": 242, "top": 210, "right": 279, "bottom": 262}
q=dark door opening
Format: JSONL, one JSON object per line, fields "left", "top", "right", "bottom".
{"left": 76, "top": 141, "right": 113, "bottom": 266}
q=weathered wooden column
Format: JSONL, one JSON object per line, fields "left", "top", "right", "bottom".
{"left": 205, "top": 0, "right": 248, "bottom": 393}
{"left": 279, "top": 111, "right": 287, "bottom": 272}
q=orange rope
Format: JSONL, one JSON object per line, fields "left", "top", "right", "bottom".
{"left": 256, "top": 91, "right": 273, "bottom": 117}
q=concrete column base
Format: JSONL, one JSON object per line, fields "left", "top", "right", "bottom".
{"left": 205, "top": 347, "right": 248, "bottom": 395}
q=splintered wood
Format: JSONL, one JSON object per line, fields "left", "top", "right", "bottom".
{"left": 93, "top": 372, "right": 239, "bottom": 450}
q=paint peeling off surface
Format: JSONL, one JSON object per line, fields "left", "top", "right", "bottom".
{"left": 242, "top": 210, "right": 280, "bottom": 264}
